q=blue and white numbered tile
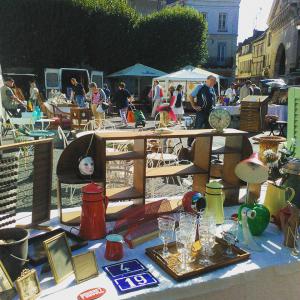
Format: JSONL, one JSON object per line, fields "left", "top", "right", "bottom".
{"left": 103, "top": 259, "right": 148, "bottom": 279}
{"left": 113, "top": 272, "right": 159, "bottom": 294}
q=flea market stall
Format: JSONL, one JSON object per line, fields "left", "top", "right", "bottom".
{"left": 1, "top": 125, "right": 300, "bottom": 300}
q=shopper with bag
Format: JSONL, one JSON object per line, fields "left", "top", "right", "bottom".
{"left": 151, "top": 80, "right": 163, "bottom": 118}
{"left": 114, "top": 82, "right": 132, "bottom": 127}
{"left": 89, "top": 82, "right": 107, "bottom": 126}
{"left": 173, "top": 84, "right": 185, "bottom": 124}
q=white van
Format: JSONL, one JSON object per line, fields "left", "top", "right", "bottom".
{"left": 44, "top": 68, "right": 103, "bottom": 98}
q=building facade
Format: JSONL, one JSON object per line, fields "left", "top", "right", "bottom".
{"left": 167, "top": 0, "right": 241, "bottom": 79}
{"left": 235, "top": 30, "right": 267, "bottom": 82}
{"left": 130, "top": 0, "right": 241, "bottom": 79}
{"left": 266, "top": 0, "right": 300, "bottom": 83}
{"left": 235, "top": 30, "right": 269, "bottom": 83}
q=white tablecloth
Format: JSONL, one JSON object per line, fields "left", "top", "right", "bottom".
{"left": 219, "top": 106, "right": 241, "bottom": 116}
{"left": 218, "top": 105, "right": 288, "bottom": 122}
{"left": 14, "top": 206, "right": 300, "bottom": 300}
{"left": 267, "top": 105, "right": 288, "bottom": 121}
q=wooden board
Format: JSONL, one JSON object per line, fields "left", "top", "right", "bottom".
{"left": 32, "top": 141, "right": 53, "bottom": 224}
{"left": 146, "top": 164, "right": 207, "bottom": 178}
{"left": 146, "top": 238, "right": 250, "bottom": 282}
{"left": 96, "top": 128, "right": 248, "bottom": 140}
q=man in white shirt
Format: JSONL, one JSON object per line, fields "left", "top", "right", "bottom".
{"left": 239, "top": 80, "right": 253, "bottom": 100}
{"left": 225, "top": 83, "right": 236, "bottom": 103}
{"left": 151, "top": 80, "right": 163, "bottom": 118}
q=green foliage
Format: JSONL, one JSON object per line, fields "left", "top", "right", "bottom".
{"left": 133, "top": 6, "right": 208, "bottom": 72}
{"left": 0, "top": 1, "right": 207, "bottom": 74}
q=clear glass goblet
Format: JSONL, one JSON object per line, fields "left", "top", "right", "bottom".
{"left": 158, "top": 216, "right": 175, "bottom": 258}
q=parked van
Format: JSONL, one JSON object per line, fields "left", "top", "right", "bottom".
{"left": 44, "top": 68, "right": 103, "bottom": 98}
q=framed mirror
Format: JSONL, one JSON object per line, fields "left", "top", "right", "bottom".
{"left": 43, "top": 232, "right": 73, "bottom": 284}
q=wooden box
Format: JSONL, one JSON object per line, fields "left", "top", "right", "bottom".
{"left": 240, "top": 96, "right": 269, "bottom": 132}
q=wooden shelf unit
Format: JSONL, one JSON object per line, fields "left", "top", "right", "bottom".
{"left": 95, "top": 129, "right": 252, "bottom": 212}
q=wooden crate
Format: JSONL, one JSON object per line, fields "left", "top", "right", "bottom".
{"left": 240, "top": 96, "right": 269, "bottom": 132}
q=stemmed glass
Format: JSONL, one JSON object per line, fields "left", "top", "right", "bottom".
{"left": 175, "top": 223, "right": 197, "bottom": 271}
{"left": 158, "top": 216, "right": 176, "bottom": 258}
{"left": 221, "top": 219, "right": 239, "bottom": 257}
{"left": 198, "top": 215, "right": 216, "bottom": 266}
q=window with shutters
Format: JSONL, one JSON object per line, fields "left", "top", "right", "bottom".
{"left": 217, "top": 42, "right": 226, "bottom": 63}
{"left": 218, "top": 13, "right": 228, "bottom": 32}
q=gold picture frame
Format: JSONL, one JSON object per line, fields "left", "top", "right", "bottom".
{"left": 0, "top": 260, "right": 15, "bottom": 300}
{"left": 72, "top": 250, "right": 99, "bottom": 284}
{"left": 15, "top": 269, "right": 41, "bottom": 300}
{"left": 43, "top": 232, "right": 73, "bottom": 284}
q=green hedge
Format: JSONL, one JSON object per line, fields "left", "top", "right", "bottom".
{"left": 133, "top": 6, "right": 208, "bottom": 72}
{"left": 0, "top": 1, "right": 207, "bottom": 73}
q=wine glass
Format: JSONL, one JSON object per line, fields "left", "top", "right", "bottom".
{"left": 198, "top": 214, "right": 217, "bottom": 265}
{"left": 221, "top": 219, "right": 238, "bottom": 257}
{"left": 158, "top": 216, "right": 175, "bottom": 258}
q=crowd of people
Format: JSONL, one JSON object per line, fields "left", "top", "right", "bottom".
{"left": 1, "top": 73, "right": 263, "bottom": 134}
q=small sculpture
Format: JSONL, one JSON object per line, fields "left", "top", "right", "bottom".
{"left": 240, "top": 207, "right": 263, "bottom": 251}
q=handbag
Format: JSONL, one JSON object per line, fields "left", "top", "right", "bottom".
{"left": 101, "top": 102, "right": 109, "bottom": 111}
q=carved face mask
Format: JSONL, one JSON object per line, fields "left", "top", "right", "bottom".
{"left": 78, "top": 156, "right": 94, "bottom": 176}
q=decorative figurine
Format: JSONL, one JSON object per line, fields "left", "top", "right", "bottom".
{"left": 182, "top": 191, "right": 206, "bottom": 214}
{"left": 240, "top": 207, "right": 263, "bottom": 251}
{"left": 238, "top": 203, "right": 270, "bottom": 236}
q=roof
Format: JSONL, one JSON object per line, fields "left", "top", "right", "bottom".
{"left": 240, "top": 30, "right": 265, "bottom": 47}
{"left": 182, "top": 65, "right": 221, "bottom": 79}
{"left": 107, "top": 63, "right": 167, "bottom": 78}
{"left": 155, "top": 66, "right": 221, "bottom": 81}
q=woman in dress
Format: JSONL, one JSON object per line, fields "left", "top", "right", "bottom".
{"left": 156, "top": 85, "right": 176, "bottom": 127}
{"left": 173, "top": 84, "right": 184, "bottom": 124}
{"left": 89, "top": 82, "right": 106, "bottom": 126}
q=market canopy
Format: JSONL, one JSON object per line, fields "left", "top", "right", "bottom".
{"left": 182, "top": 65, "right": 223, "bottom": 80}
{"left": 154, "top": 65, "right": 221, "bottom": 95}
{"left": 107, "top": 63, "right": 167, "bottom": 78}
{"left": 155, "top": 69, "right": 208, "bottom": 81}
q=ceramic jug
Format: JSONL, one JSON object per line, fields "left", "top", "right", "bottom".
{"left": 263, "top": 182, "right": 295, "bottom": 218}
{"left": 205, "top": 181, "right": 225, "bottom": 224}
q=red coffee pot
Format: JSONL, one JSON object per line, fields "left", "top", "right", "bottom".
{"left": 79, "top": 182, "right": 108, "bottom": 240}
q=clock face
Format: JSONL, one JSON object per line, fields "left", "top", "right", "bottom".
{"left": 209, "top": 108, "right": 231, "bottom": 132}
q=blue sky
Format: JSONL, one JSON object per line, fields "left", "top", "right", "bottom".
{"left": 238, "top": 0, "right": 274, "bottom": 42}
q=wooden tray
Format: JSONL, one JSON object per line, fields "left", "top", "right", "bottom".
{"left": 145, "top": 237, "right": 250, "bottom": 281}
{"left": 28, "top": 228, "right": 88, "bottom": 266}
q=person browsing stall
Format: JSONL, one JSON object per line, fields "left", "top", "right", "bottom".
{"left": 89, "top": 82, "right": 106, "bottom": 126}
{"left": 151, "top": 80, "right": 163, "bottom": 118}
{"left": 188, "top": 75, "right": 217, "bottom": 147}
{"left": 1, "top": 77, "right": 26, "bottom": 117}
{"left": 70, "top": 78, "right": 86, "bottom": 107}
{"left": 225, "top": 83, "right": 236, "bottom": 103}
{"left": 114, "top": 82, "right": 133, "bottom": 127}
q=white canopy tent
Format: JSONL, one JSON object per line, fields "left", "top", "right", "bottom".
{"left": 153, "top": 66, "right": 221, "bottom": 97}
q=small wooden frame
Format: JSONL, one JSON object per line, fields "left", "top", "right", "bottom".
{"left": 72, "top": 251, "right": 99, "bottom": 283}
{"left": 15, "top": 269, "right": 41, "bottom": 300}
{"left": 43, "top": 232, "right": 73, "bottom": 284}
{"left": 0, "top": 260, "right": 15, "bottom": 300}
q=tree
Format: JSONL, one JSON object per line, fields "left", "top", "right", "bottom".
{"left": 133, "top": 5, "right": 207, "bottom": 72}
{"left": 0, "top": 0, "right": 137, "bottom": 73}
{"left": 0, "top": 1, "right": 207, "bottom": 74}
